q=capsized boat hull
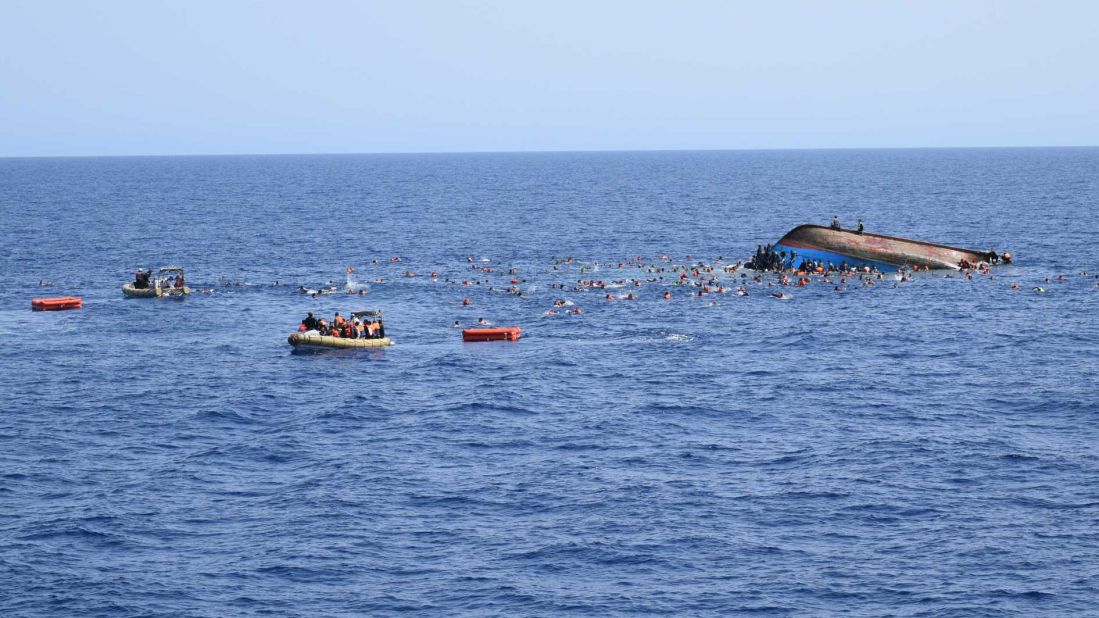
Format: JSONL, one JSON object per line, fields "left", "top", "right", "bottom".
{"left": 122, "top": 283, "right": 191, "bottom": 298}
{"left": 774, "top": 224, "right": 992, "bottom": 271}
{"left": 288, "top": 333, "right": 393, "bottom": 349}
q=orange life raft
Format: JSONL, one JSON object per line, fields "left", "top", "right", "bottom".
{"left": 32, "top": 296, "right": 83, "bottom": 311}
{"left": 462, "top": 326, "right": 521, "bottom": 342}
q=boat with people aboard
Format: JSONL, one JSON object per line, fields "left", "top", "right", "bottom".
{"left": 288, "top": 309, "right": 392, "bottom": 350}
{"left": 750, "top": 221, "right": 1011, "bottom": 272}
{"left": 123, "top": 267, "right": 191, "bottom": 297}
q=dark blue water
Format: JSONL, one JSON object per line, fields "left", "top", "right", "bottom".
{"left": 2, "top": 149, "right": 1098, "bottom": 616}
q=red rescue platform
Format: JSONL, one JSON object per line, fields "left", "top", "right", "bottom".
{"left": 31, "top": 296, "right": 83, "bottom": 311}
{"left": 462, "top": 326, "right": 521, "bottom": 342}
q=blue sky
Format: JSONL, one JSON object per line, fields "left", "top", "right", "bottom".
{"left": 1, "top": 0, "right": 1096, "bottom": 156}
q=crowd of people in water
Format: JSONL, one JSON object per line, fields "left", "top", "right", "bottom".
{"left": 299, "top": 311, "right": 386, "bottom": 339}
{"left": 248, "top": 221, "right": 1090, "bottom": 336}
{"left": 40, "top": 221, "right": 1084, "bottom": 346}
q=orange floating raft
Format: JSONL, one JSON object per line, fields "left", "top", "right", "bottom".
{"left": 462, "top": 326, "right": 521, "bottom": 342}
{"left": 32, "top": 296, "right": 83, "bottom": 311}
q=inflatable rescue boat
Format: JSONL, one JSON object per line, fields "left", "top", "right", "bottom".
{"left": 123, "top": 284, "right": 191, "bottom": 298}
{"left": 287, "top": 333, "right": 393, "bottom": 349}
{"left": 288, "top": 308, "right": 391, "bottom": 350}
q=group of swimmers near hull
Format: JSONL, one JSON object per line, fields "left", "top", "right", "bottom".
{"left": 298, "top": 311, "right": 386, "bottom": 339}
{"left": 747, "top": 247, "right": 1011, "bottom": 275}
{"left": 745, "top": 244, "right": 873, "bottom": 273}
{"left": 745, "top": 244, "right": 953, "bottom": 274}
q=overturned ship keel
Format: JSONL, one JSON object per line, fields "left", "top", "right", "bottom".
{"left": 774, "top": 224, "right": 1000, "bottom": 271}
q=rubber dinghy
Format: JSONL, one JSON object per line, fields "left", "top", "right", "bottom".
{"left": 774, "top": 224, "right": 998, "bottom": 271}
{"left": 287, "top": 308, "right": 392, "bottom": 350}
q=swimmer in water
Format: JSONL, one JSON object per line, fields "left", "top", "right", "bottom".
{"left": 477, "top": 317, "right": 490, "bottom": 325}
{"left": 452, "top": 320, "right": 461, "bottom": 327}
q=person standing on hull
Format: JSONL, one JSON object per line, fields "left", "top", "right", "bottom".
{"left": 857, "top": 219, "right": 864, "bottom": 234}
{"left": 831, "top": 216, "right": 841, "bottom": 230}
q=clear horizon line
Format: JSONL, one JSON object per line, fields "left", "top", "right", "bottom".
{"left": 2, "top": 144, "right": 1096, "bottom": 160}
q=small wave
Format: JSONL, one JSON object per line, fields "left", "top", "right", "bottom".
{"left": 998, "top": 452, "right": 1042, "bottom": 462}
{"left": 1008, "top": 497, "right": 1099, "bottom": 510}
{"left": 990, "top": 589, "right": 1057, "bottom": 601}
{"left": 254, "top": 564, "right": 345, "bottom": 583}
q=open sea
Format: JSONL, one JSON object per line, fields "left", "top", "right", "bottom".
{"left": 1, "top": 148, "right": 1098, "bottom": 616}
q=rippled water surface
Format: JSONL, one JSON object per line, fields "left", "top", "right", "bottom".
{"left": 2, "top": 149, "right": 1098, "bottom": 616}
